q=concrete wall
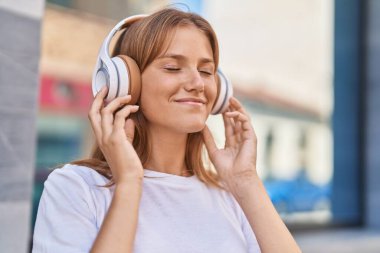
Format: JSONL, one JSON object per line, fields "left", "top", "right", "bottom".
{"left": 0, "top": 1, "right": 44, "bottom": 252}
{"left": 365, "top": 0, "right": 380, "bottom": 229}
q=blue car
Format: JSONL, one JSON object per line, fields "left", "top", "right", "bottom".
{"left": 264, "top": 171, "right": 331, "bottom": 214}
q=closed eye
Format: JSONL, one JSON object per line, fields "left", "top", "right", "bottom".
{"left": 164, "top": 67, "right": 181, "bottom": 72}
{"left": 199, "top": 70, "right": 213, "bottom": 76}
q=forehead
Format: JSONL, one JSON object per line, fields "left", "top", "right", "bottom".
{"left": 157, "top": 25, "right": 213, "bottom": 60}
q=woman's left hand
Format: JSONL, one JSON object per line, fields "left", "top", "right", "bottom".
{"left": 202, "top": 97, "right": 258, "bottom": 185}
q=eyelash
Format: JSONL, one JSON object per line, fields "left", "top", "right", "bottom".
{"left": 200, "top": 71, "right": 213, "bottom": 76}
{"left": 164, "top": 68, "right": 213, "bottom": 76}
{"left": 165, "top": 67, "right": 180, "bottom": 72}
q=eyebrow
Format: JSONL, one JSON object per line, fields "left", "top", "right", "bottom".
{"left": 156, "top": 53, "right": 214, "bottom": 64}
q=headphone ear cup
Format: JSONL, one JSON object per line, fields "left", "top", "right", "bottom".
{"left": 211, "top": 69, "right": 233, "bottom": 115}
{"left": 92, "top": 60, "right": 118, "bottom": 101}
{"left": 112, "top": 55, "right": 141, "bottom": 105}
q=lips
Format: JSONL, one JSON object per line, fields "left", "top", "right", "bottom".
{"left": 174, "top": 98, "right": 207, "bottom": 104}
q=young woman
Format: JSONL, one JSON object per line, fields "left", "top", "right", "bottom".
{"left": 32, "top": 8, "right": 301, "bottom": 253}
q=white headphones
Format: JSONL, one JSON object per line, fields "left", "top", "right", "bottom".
{"left": 92, "top": 14, "right": 233, "bottom": 114}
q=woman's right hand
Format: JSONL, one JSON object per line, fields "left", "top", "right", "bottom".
{"left": 88, "top": 86, "right": 144, "bottom": 184}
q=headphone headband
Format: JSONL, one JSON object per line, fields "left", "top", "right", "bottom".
{"left": 100, "top": 14, "right": 148, "bottom": 60}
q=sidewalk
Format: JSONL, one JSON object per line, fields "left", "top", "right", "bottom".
{"left": 294, "top": 228, "right": 380, "bottom": 253}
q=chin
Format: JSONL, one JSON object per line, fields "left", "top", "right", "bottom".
{"left": 179, "top": 121, "right": 206, "bottom": 133}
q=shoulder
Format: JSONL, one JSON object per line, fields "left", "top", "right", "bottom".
{"left": 46, "top": 163, "right": 110, "bottom": 190}
{"left": 33, "top": 166, "right": 105, "bottom": 252}
{"left": 42, "top": 164, "right": 114, "bottom": 209}
{"left": 40, "top": 164, "right": 114, "bottom": 224}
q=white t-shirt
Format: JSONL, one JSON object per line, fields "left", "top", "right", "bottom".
{"left": 32, "top": 164, "right": 261, "bottom": 253}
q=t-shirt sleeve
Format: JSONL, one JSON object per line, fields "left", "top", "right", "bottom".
{"left": 32, "top": 168, "right": 98, "bottom": 253}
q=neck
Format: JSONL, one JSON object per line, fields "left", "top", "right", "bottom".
{"left": 145, "top": 124, "right": 189, "bottom": 176}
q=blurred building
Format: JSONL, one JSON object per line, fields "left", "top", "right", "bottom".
{"left": 205, "top": 0, "right": 334, "bottom": 224}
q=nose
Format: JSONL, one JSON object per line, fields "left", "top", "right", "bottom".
{"left": 184, "top": 69, "right": 204, "bottom": 92}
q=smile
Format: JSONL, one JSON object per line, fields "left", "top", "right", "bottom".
{"left": 175, "top": 99, "right": 206, "bottom": 107}
{"left": 175, "top": 101, "right": 204, "bottom": 106}
{"left": 174, "top": 97, "right": 207, "bottom": 106}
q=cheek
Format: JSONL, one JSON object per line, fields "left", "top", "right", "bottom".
{"left": 139, "top": 75, "right": 157, "bottom": 116}
{"left": 206, "top": 80, "right": 218, "bottom": 111}
{"left": 139, "top": 75, "right": 174, "bottom": 118}
{"left": 139, "top": 84, "right": 160, "bottom": 115}
{"left": 140, "top": 70, "right": 161, "bottom": 103}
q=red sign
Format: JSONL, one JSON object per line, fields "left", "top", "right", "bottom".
{"left": 39, "top": 75, "right": 93, "bottom": 115}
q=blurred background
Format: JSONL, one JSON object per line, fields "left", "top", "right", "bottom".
{"left": 0, "top": 0, "right": 379, "bottom": 252}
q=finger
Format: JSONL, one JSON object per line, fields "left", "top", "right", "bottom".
{"left": 226, "top": 109, "right": 243, "bottom": 143}
{"left": 234, "top": 120, "right": 242, "bottom": 143}
{"left": 104, "top": 95, "right": 133, "bottom": 113}
{"left": 88, "top": 86, "right": 108, "bottom": 143}
{"left": 225, "top": 111, "right": 249, "bottom": 122}
{"left": 201, "top": 125, "right": 218, "bottom": 158}
{"left": 113, "top": 105, "right": 139, "bottom": 132}
{"left": 92, "top": 85, "right": 108, "bottom": 108}
{"left": 229, "top": 97, "right": 249, "bottom": 117}
{"left": 225, "top": 111, "right": 254, "bottom": 140}
{"left": 222, "top": 112, "right": 236, "bottom": 147}
{"left": 124, "top": 118, "right": 136, "bottom": 143}
{"left": 101, "top": 95, "right": 132, "bottom": 138}
{"left": 226, "top": 112, "right": 251, "bottom": 132}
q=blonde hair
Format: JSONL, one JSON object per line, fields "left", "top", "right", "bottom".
{"left": 71, "top": 8, "right": 223, "bottom": 189}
